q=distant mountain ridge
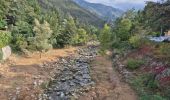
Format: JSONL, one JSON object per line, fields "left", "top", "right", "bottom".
{"left": 38, "top": 0, "right": 104, "bottom": 27}
{"left": 73, "top": 0, "right": 124, "bottom": 22}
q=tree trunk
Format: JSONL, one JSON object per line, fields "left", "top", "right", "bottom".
{"left": 40, "top": 52, "right": 42, "bottom": 58}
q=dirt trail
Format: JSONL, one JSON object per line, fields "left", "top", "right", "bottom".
{"left": 79, "top": 55, "right": 138, "bottom": 100}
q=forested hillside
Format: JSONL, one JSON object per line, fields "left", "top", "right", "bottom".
{"left": 38, "top": 0, "right": 104, "bottom": 27}
{"left": 0, "top": 0, "right": 99, "bottom": 55}
{"left": 73, "top": 0, "right": 124, "bottom": 22}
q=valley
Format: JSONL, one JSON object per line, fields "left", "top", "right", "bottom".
{"left": 0, "top": 0, "right": 170, "bottom": 100}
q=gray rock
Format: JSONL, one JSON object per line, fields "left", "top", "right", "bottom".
{"left": 43, "top": 45, "right": 98, "bottom": 100}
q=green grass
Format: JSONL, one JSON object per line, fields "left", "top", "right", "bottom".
{"left": 126, "top": 59, "right": 145, "bottom": 70}
{"left": 130, "top": 74, "right": 167, "bottom": 100}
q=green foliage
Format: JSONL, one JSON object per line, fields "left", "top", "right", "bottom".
{"left": 147, "top": 79, "right": 159, "bottom": 89}
{"left": 11, "top": 34, "right": 27, "bottom": 52}
{"left": 39, "top": 0, "right": 104, "bottom": 27}
{"left": 115, "top": 18, "right": 132, "bottom": 41}
{"left": 99, "top": 24, "right": 112, "bottom": 52}
{"left": 90, "top": 33, "right": 98, "bottom": 41}
{"left": 0, "top": 19, "right": 7, "bottom": 30}
{"left": 130, "top": 74, "right": 166, "bottom": 100}
{"left": 140, "top": 95, "right": 166, "bottom": 100}
{"left": 143, "top": 1, "right": 170, "bottom": 32}
{"left": 44, "top": 11, "right": 60, "bottom": 48}
{"left": 0, "top": 0, "right": 10, "bottom": 19}
{"left": 55, "top": 17, "right": 77, "bottom": 48}
{"left": 10, "top": 21, "right": 32, "bottom": 51}
{"left": 148, "top": 32, "right": 160, "bottom": 37}
{"left": 71, "top": 28, "right": 88, "bottom": 45}
{"left": 129, "top": 35, "right": 144, "bottom": 48}
{"left": 14, "top": 21, "right": 33, "bottom": 37}
{"left": 29, "top": 19, "right": 52, "bottom": 51}
{"left": 159, "top": 43, "right": 170, "bottom": 57}
{"left": 0, "top": 31, "right": 11, "bottom": 48}
{"left": 127, "top": 59, "right": 145, "bottom": 70}
{"left": 0, "top": 0, "right": 97, "bottom": 52}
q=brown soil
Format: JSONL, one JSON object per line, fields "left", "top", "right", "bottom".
{"left": 79, "top": 55, "right": 138, "bottom": 100}
{"left": 0, "top": 47, "right": 77, "bottom": 100}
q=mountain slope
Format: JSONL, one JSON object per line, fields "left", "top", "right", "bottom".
{"left": 38, "top": 0, "right": 104, "bottom": 27}
{"left": 73, "top": 0, "right": 124, "bottom": 22}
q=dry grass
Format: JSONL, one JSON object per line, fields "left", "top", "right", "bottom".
{"left": 0, "top": 47, "right": 77, "bottom": 100}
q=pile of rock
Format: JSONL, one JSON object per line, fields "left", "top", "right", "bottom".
{"left": 41, "top": 45, "right": 98, "bottom": 100}
{"left": 112, "top": 53, "right": 134, "bottom": 83}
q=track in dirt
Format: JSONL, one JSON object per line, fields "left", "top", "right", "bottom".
{"left": 79, "top": 55, "right": 138, "bottom": 100}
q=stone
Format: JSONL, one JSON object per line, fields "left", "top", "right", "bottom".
{"left": 2, "top": 45, "right": 11, "bottom": 60}
{"left": 44, "top": 45, "right": 98, "bottom": 99}
{"left": 82, "top": 74, "right": 91, "bottom": 79}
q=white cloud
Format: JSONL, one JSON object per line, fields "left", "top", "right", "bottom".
{"left": 84, "top": 0, "right": 159, "bottom": 10}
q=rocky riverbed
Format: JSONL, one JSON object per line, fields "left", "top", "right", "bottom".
{"left": 41, "top": 45, "right": 98, "bottom": 100}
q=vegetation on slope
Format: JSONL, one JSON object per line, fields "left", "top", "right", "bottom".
{"left": 0, "top": 0, "right": 99, "bottom": 54}
{"left": 74, "top": 0, "right": 124, "bottom": 22}
{"left": 38, "top": 0, "right": 104, "bottom": 27}
{"left": 99, "top": 0, "right": 170, "bottom": 99}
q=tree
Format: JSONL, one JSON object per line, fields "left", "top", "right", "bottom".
{"left": 99, "top": 24, "right": 112, "bottom": 52}
{"left": 71, "top": 28, "right": 88, "bottom": 45}
{"left": 56, "top": 16, "right": 78, "bottom": 47}
{"left": 29, "top": 19, "right": 52, "bottom": 57}
{"left": 44, "top": 11, "right": 61, "bottom": 48}
{"left": 143, "top": 1, "right": 170, "bottom": 32}
{"left": 115, "top": 18, "right": 132, "bottom": 41}
{"left": 0, "top": 0, "right": 10, "bottom": 19}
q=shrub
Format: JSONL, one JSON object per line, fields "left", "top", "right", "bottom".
{"left": 115, "top": 41, "right": 131, "bottom": 50}
{"left": 159, "top": 43, "right": 170, "bottom": 57}
{"left": 0, "top": 19, "right": 7, "bottom": 30}
{"left": 145, "top": 74, "right": 159, "bottom": 89}
{"left": 0, "top": 31, "right": 11, "bottom": 48}
{"left": 129, "top": 35, "right": 143, "bottom": 48}
{"left": 11, "top": 33, "right": 28, "bottom": 52}
{"left": 71, "top": 28, "right": 88, "bottom": 45}
{"left": 127, "top": 59, "right": 145, "bottom": 70}
{"left": 30, "top": 19, "right": 53, "bottom": 51}
{"left": 10, "top": 21, "right": 33, "bottom": 52}
{"left": 148, "top": 32, "right": 160, "bottom": 37}
{"left": 140, "top": 94, "right": 166, "bottom": 100}
{"left": 130, "top": 75, "right": 166, "bottom": 100}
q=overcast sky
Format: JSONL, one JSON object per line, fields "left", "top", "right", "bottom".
{"left": 84, "top": 0, "right": 159, "bottom": 10}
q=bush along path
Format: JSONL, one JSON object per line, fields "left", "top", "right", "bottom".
{"left": 41, "top": 45, "right": 98, "bottom": 100}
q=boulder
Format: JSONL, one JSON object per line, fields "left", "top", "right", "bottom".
{"left": 2, "top": 46, "right": 11, "bottom": 60}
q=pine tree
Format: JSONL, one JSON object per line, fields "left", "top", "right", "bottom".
{"left": 71, "top": 28, "right": 88, "bottom": 45}
{"left": 116, "top": 18, "right": 132, "bottom": 41}
{"left": 99, "top": 24, "right": 112, "bottom": 52}
{"left": 30, "top": 19, "right": 52, "bottom": 57}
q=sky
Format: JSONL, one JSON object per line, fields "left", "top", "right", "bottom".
{"left": 84, "top": 0, "right": 159, "bottom": 10}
